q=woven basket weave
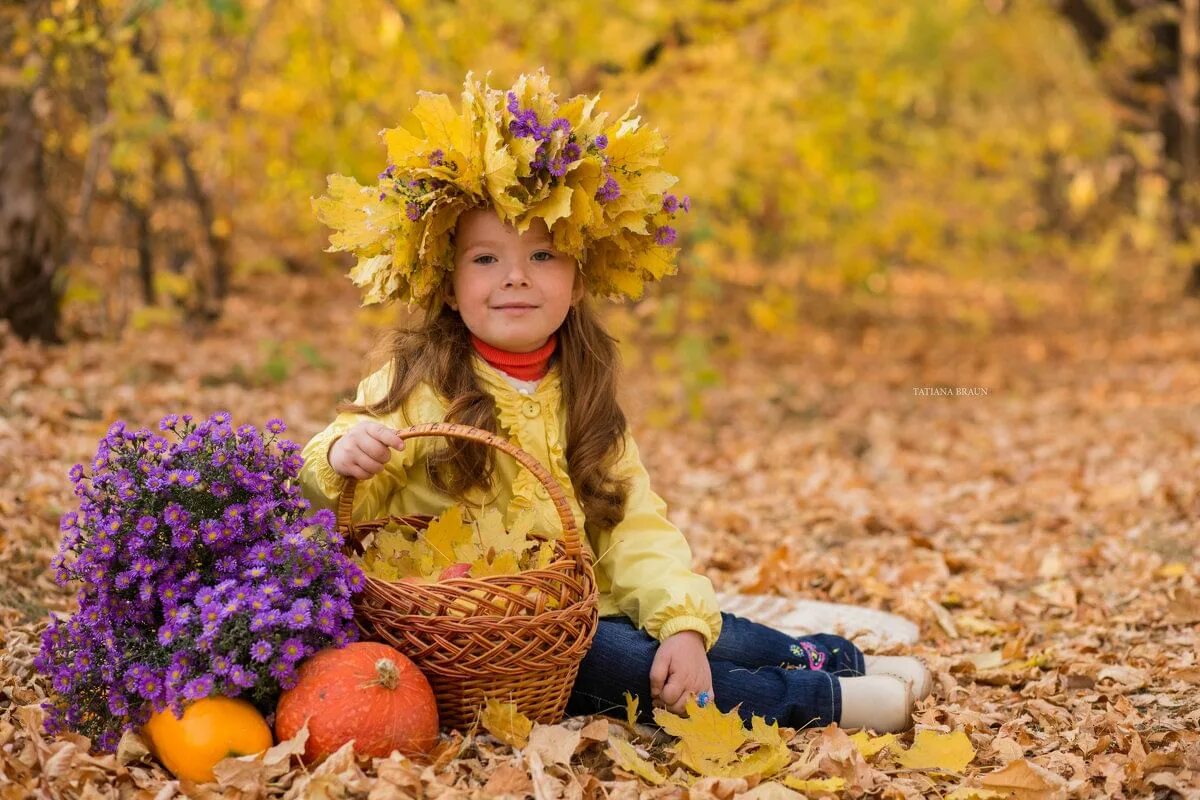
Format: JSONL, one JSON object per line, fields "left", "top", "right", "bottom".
{"left": 336, "top": 422, "right": 598, "bottom": 729}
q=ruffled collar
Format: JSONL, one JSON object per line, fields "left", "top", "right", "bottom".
{"left": 470, "top": 333, "right": 557, "bottom": 381}
{"left": 473, "top": 356, "right": 562, "bottom": 408}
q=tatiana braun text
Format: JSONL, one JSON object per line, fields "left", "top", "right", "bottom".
{"left": 912, "top": 387, "right": 990, "bottom": 397}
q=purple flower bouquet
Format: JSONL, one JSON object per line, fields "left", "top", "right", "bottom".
{"left": 35, "top": 413, "right": 366, "bottom": 752}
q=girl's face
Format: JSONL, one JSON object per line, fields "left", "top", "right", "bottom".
{"left": 445, "top": 206, "right": 583, "bottom": 352}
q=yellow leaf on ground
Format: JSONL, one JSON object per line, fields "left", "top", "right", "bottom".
{"left": 895, "top": 730, "right": 975, "bottom": 773}
{"left": 607, "top": 738, "right": 667, "bottom": 785}
{"left": 654, "top": 697, "right": 748, "bottom": 773}
{"left": 479, "top": 698, "right": 532, "bottom": 749}
{"left": 849, "top": 731, "right": 897, "bottom": 759}
{"left": 978, "top": 758, "right": 1066, "bottom": 799}
{"left": 782, "top": 775, "right": 847, "bottom": 794}
{"left": 653, "top": 697, "right": 790, "bottom": 779}
{"left": 624, "top": 691, "right": 639, "bottom": 730}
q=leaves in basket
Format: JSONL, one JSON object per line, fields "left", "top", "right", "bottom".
{"left": 358, "top": 504, "right": 549, "bottom": 582}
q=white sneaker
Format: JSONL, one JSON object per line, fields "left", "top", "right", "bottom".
{"left": 864, "top": 655, "right": 932, "bottom": 700}
{"left": 838, "top": 674, "right": 914, "bottom": 733}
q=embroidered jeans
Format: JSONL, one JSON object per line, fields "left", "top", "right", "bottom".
{"left": 566, "top": 612, "right": 866, "bottom": 729}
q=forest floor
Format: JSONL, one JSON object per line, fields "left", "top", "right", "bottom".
{"left": 1, "top": 269, "right": 1197, "bottom": 798}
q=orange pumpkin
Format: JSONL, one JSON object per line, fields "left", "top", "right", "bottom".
{"left": 142, "top": 696, "right": 273, "bottom": 784}
{"left": 274, "top": 641, "right": 439, "bottom": 762}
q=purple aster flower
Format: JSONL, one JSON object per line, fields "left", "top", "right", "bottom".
{"left": 378, "top": 191, "right": 387, "bottom": 201}
{"left": 266, "top": 418, "right": 286, "bottom": 435}
{"left": 662, "top": 194, "right": 679, "bottom": 213}
{"left": 506, "top": 91, "right": 520, "bottom": 114}
{"left": 182, "top": 674, "right": 214, "bottom": 701}
{"left": 229, "top": 664, "right": 256, "bottom": 689}
{"left": 68, "top": 465, "right": 84, "bottom": 483}
{"left": 681, "top": 195, "right": 691, "bottom": 213}
{"left": 285, "top": 599, "right": 313, "bottom": 629}
{"left": 427, "top": 149, "right": 444, "bottom": 167}
{"left": 268, "top": 659, "right": 295, "bottom": 685}
{"left": 405, "top": 202, "right": 421, "bottom": 222}
{"left": 157, "top": 624, "right": 179, "bottom": 646}
{"left": 655, "top": 225, "right": 678, "bottom": 246}
{"left": 593, "top": 134, "right": 608, "bottom": 149}
{"left": 596, "top": 174, "right": 621, "bottom": 203}
{"left": 279, "top": 638, "right": 306, "bottom": 662}
{"left": 250, "top": 641, "right": 273, "bottom": 663}
{"left": 135, "top": 673, "right": 161, "bottom": 700}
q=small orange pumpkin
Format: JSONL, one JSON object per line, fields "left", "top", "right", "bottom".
{"left": 274, "top": 641, "right": 439, "bottom": 762}
{"left": 142, "top": 696, "right": 273, "bottom": 784}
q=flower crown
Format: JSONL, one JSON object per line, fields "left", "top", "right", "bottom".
{"left": 312, "top": 69, "right": 690, "bottom": 306}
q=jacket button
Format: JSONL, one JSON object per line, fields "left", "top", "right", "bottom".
{"left": 522, "top": 400, "right": 541, "bottom": 418}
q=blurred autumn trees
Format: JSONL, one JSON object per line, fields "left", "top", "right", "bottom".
{"left": 2, "top": 0, "right": 1198, "bottom": 343}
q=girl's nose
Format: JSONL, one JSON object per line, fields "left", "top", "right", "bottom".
{"left": 502, "top": 264, "right": 532, "bottom": 287}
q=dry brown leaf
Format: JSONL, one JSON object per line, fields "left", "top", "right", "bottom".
{"left": 526, "top": 723, "right": 581, "bottom": 767}
{"left": 979, "top": 758, "right": 1067, "bottom": 800}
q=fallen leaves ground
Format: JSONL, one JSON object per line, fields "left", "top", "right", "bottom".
{"left": 1, "top": 271, "right": 1197, "bottom": 798}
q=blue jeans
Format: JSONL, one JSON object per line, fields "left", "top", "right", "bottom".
{"left": 566, "top": 613, "right": 866, "bottom": 729}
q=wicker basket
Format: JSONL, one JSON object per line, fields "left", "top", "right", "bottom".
{"left": 336, "top": 422, "right": 598, "bottom": 730}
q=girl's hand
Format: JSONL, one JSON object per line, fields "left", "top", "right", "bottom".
{"left": 329, "top": 422, "right": 406, "bottom": 480}
{"left": 649, "top": 630, "right": 713, "bottom": 716}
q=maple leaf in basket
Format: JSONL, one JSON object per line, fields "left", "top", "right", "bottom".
{"left": 358, "top": 505, "right": 549, "bottom": 582}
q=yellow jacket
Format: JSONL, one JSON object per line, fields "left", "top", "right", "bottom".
{"left": 297, "top": 356, "right": 724, "bottom": 649}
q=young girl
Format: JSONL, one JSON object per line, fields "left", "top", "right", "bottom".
{"left": 299, "top": 70, "right": 930, "bottom": 733}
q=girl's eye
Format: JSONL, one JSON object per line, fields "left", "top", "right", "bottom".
{"left": 532, "top": 251, "right": 554, "bottom": 262}
{"left": 473, "top": 255, "right": 497, "bottom": 264}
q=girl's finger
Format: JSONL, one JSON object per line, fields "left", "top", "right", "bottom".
{"left": 659, "top": 675, "right": 686, "bottom": 710}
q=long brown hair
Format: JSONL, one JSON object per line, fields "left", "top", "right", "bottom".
{"left": 340, "top": 294, "right": 632, "bottom": 535}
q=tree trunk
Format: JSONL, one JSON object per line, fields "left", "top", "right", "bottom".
{"left": 0, "top": 89, "right": 63, "bottom": 343}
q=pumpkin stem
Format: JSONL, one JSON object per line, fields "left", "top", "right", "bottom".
{"left": 374, "top": 657, "right": 400, "bottom": 690}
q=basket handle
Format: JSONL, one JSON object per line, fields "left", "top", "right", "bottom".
{"left": 335, "top": 422, "right": 584, "bottom": 561}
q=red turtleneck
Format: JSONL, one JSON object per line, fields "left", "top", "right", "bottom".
{"left": 470, "top": 332, "right": 557, "bottom": 381}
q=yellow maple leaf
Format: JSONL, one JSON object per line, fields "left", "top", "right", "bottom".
{"left": 652, "top": 697, "right": 791, "bottom": 779}
{"left": 895, "top": 730, "right": 975, "bottom": 773}
{"left": 361, "top": 524, "right": 435, "bottom": 581}
{"left": 653, "top": 697, "right": 747, "bottom": 773}
{"left": 479, "top": 697, "right": 532, "bottom": 749}
{"left": 849, "top": 731, "right": 897, "bottom": 759}
{"left": 422, "top": 505, "right": 475, "bottom": 567}
{"left": 473, "top": 507, "right": 538, "bottom": 558}
{"left": 607, "top": 738, "right": 667, "bottom": 785}
{"left": 725, "top": 716, "right": 792, "bottom": 779}
{"left": 624, "top": 691, "right": 639, "bottom": 730}
{"left": 782, "top": 776, "right": 846, "bottom": 794}
{"left": 471, "top": 550, "right": 521, "bottom": 578}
